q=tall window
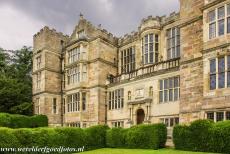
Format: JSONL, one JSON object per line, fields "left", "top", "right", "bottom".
{"left": 68, "top": 47, "right": 80, "bottom": 64}
{"left": 67, "top": 66, "right": 80, "bottom": 84}
{"left": 52, "top": 98, "right": 57, "bottom": 114}
{"left": 149, "top": 86, "right": 153, "bottom": 97}
{"left": 67, "top": 93, "right": 80, "bottom": 112}
{"left": 142, "top": 34, "right": 159, "bottom": 64}
{"left": 159, "top": 76, "right": 180, "bottom": 103}
{"left": 35, "top": 98, "right": 40, "bottom": 114}
{"left": 82, "top": 64, "right": 87, "bottom": 81}
{"left": 36, "top": 72, "right": 41, "bottom": 89}
{"left": 208, "top": 4, "right": 230, "bottom": 39}
{"left": 120, "top": 47, "right": 135, "bottom": 74}
{"left": 108, "top": 89, "right": 124, "bottom": 110}
{"left": 167, "top": 27, "right": 180, "bottom": 59}
{"left": 128, "top": 91, "right": 131, "bottom": 100}
{"left": 36, "top": 56, "right": 41, "bottom": 70}
{"left": 210, "top": 55, "right": 230, "bottom": 90}
{"left": 82, "top": 92, "right": 86, "bottom": 111}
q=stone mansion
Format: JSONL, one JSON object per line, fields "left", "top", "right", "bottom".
{"left": 33, "top": 0, "right": 230, "bottom": 128}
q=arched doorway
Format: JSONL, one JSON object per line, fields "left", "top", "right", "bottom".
{"left": 136, "top": 109, "right": 145, "bottom": 125}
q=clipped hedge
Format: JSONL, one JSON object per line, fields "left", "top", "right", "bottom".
{"left": 0, "top": 113, "right": 48, "bottom": 128}
{"left": 106, "top": 124, "right": 167, "bottom": 150}
{"left": 173, "top": 119, "right": 230, "bottom": 153}
{"left": 106, "top": 127, "right": 127, "bottom": 148}
{"left": 85, "top": 125, "right": 109, "bottom": 150}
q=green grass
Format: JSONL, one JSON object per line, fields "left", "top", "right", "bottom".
{"left": 80, "top": 148, "right": 215, "bottom": 154}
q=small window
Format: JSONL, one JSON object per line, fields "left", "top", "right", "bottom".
{"left": 53, "top": 98, "right": 57, "bottom": 114}
{"left": 216, "top": 112, "right": 224, "bottom": 122}
{"left": 149, "top": 86, "right": 153, "bottom": 97}
{"left": 207, "top": 112, "right": 214, "bottom": 121}
{"left": 128, "top": 91, "right": 131, "bottom": 100}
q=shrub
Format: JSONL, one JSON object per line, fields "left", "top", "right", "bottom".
{"left": 0, "top": 128, "right": 20, "bottom": 148}
{"left": 106, "top": 127, "right": 127, "bottom": 148}
{"left": 189, "top": 119, "right": 213, "bottom": 151}
{"left": 0, "top": 113, "right": 48, "bottom": 128}
{"left": 55, "top": 127, "right": 86, "bottom": 148}
{"left": 173, "top": 119, "right": 230, "bottom": 153}
{"left": 173, "top": 125, "right": 192, "bottom": 150}
{"left": 125, "top": 124, "right": 167, "bottom": 149}
{"left": 85, "top": 125, "right": 109, "bottom": 150}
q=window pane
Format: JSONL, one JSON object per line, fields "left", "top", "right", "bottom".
{"left": 216, "top": 112, "right": 224, "bottom": 122}
{"left": 174, "top": 88, "right": 179, "bottom": 101}
{"left": 169, "top": 78, "right": 174, "bottom": 88}
{"left": 164, "top": 90, "right": 168, "bottom": 102}
{"left": 228, "top": 72, "right": 230, "bottom": 87}
{"left": 209, "top": 23, "right": 216, "bottom": 39}
{"left": 170, "top": 118, "right": 174, "bottom": 127}
{"left": 218, "top": 57, "right": 225, "bottom": 72}
{"left": 209, "top": 10, "right": 216, "bottom": 22}
{"left": 155, "top": 35, "right": 159, "bottom": 42}
{"left": 226, "top": 112, "right": 230, "bottom": 120}
{"left": 218, "top": 19, "right": 225, "bottom": 36}
{"left": 175, "top": 118, "right": 179, "bottom": 125}
{"left": 227, "top": 17, "right": 230, "bottom": 33}
{"left": 149, "top": 34, "right": 153, "bottom": 42}
{"left": 164, "top": 79, "right": 168, "bottom": 89}
{"left": 228, "top": 4, "right": 230, "bottom": 16}
{"left": 218, "top": 7, "right": 225, "bottom": 19}
{"left": 210, "top": 59, "right": 216, "bottom": 73}
{"left": 210, "top": 74, "right": 216, "bottom": 90}
{"left": 228, "top": 56, "right": 230, "bottom": 70}
{"left": 159, "top": 91, "right": 163, "bottom": 103}
{"left": 174, "top": 77, "right": 179, "bottom": 87}
{"left": 207, "top": 112, "right": 214, "bottom": 121}
{"left": 218, "top": 73, "right": 225, "bottom": 88}
{"left": 150, "top": 52, "right": 154, "bottom": 63}
{"left": 169, "top": 89, "right": 173, "bottom": 101}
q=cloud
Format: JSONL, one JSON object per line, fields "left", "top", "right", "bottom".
{"left": 0, "top": 0, "right": 179, "bottom": 50}
{"left": 0, "top": 4, "right": 45, "bottom": 50}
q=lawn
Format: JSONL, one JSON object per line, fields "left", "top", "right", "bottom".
{"left": 80, "top": 148, "right": 215, "bottom": 154}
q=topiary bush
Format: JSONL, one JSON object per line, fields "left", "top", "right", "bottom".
{"left": 106, "top": 127, "right": 127, "bottom": 148}
{"left": 0, "top": 113, "right": 48, "bottom": 128}
{"left": 125, "top": 124, "right": 167, "bottom": 149}
{"left": 85, "top": 125, "right": 109, "bottom": 150}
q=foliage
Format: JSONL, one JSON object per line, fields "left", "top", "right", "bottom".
{"left": 85, "top": 125, "right": 109, "bottom": 150}
{"left": 0, "top": 113, "right": 48, "bottom": 128}
{"left": 173, "top": 119, "right": 230, "bottom": 153}
{"left": 125, "top": 124, "right": 167, "bottom": 149}
{"left": 0, "top": 46, "right": 33, "bottom": 115}
{"left": 106, "top": 127, "right": 127, "bottom": 148}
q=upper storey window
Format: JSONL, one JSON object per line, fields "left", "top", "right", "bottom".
{"left": 210, "top": 55, "right": 230, "bottom": 90}
{"left": 68, "top": 47, "right": 80, "bottom": 64}
{"left": 208, "top": 4, "right": 230, "bottom": 39}
{"left": 77, "top": 30, "right": 85, "bottom": 39}
{"left": 120, "top": 47, "right": 135, "bottom": 74}
{"left": 36, "top": 56, "right": 41, "bottom": 70}
{"left": 142, "top": 34, "right": 159, "bottom": 65}
{"left": 167, "top": 27, "right": 180, "bottom": 59}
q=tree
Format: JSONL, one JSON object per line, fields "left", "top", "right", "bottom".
{"left": 0, "top": 46, "right": 33, "bottom": 115}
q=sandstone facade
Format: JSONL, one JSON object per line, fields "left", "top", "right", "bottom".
{"left": 32, "top": 0, "right": 230, "bottom": 128}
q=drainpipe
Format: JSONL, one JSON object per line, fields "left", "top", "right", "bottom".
{"left": 60, "top": 40, "right": 64, "bottom": 127}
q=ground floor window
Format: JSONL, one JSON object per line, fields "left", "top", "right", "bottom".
{"left": 111, "top": 121, "right": 124, "bottom": 128}
{"left": 206, "top": 111, "right": 230, "bottom": 122}
{"left": 160, "top": 117, "right": 179, "bottom": 127}
{"left": 67, "top": 122, "right": 81, "bottom": 127}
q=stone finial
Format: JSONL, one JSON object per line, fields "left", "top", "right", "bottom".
{"left": 80, "top": 13, "right": 84, "bottom": 20}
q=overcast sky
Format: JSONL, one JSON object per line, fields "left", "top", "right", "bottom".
{"left": 0, "top": 0, "right": 179, "bottom": 50}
